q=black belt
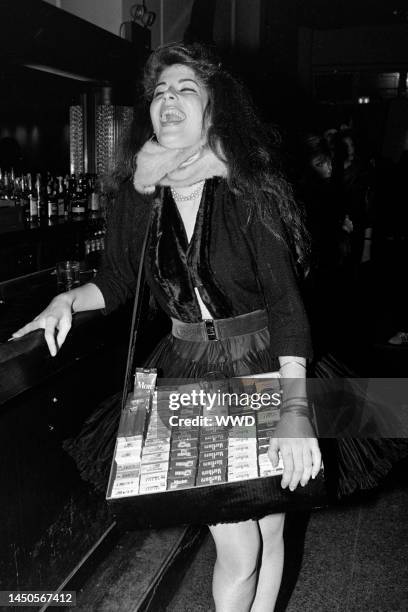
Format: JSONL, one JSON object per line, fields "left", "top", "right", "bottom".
{"left": 171, "top": 309, "right": 268, "bottom": 342}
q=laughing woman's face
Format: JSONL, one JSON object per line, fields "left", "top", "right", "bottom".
{"left": 150, "top": 64, "right": 209, "bottom": 149}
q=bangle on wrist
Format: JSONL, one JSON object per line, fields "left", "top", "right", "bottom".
{"left": 280, "top": 406, "right": 311, "bottom": 419}
{"left": 281, "top": 396, "right": 309, "bottom": 407}
{"left": 282, "top": 401, "right": 309, "bottom": 409}
{"left": 279, "top": 361, "right": 307, "bottom": 370}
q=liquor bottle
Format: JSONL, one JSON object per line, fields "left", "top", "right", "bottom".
{"left": 64, "top": 175, "right": 72, "bottom": 218}
{"left": 12, "top": 174, "right": 23, "bottom": 208}
{"left": 27, "top": 174, "right": 38, "bottom": 223}
{"left": 7, "top": 168, "right": 16, "bottom": 203}
{"left": 67, "top": 174, "right": 78, "bottom": 218}
{"left": 88, "top": 175, "right": 100, "bottom": 218}
{"left": 56, "top": 176, "right": 66, "bottom": 217}
{"left": 46, "top": 178, "right": 58, "bottom": 219}
{"left": 20, "top": 175, "right": 31, "bottom": 223}
{"left": 35, "top": 174, "right": 46, "bottom": 220}
{"left": 2, "top": 170, "right": 10, "bottom": 200}
{"left": 71, "top": 173, "right": 87, "bottom": 219}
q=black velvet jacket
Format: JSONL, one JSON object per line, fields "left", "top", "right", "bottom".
{"left": 93, "top": 178, "right": 312, "bottom": 359}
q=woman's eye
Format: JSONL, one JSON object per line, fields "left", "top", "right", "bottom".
{"left": 180, "top": 87, "right": 197, "bottom": 93}
{"left": 153, "top": 90, "right": 165, "bottom": 98}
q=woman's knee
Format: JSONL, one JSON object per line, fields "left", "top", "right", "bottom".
{"left": 210, "top": 521, "right": 261, "bottom": 580}
{"left": 259, "top": 513, "right": 285, "bottom": 556}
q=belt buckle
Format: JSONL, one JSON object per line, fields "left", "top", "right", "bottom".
{"left": 204, "top": 319, "right": 218, "bottom": 341}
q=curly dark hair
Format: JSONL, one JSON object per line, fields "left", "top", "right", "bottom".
{"left": 110, "top": 42, "right": 310, "bottom": 268}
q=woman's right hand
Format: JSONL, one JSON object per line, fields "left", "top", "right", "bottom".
{"left": 269, "top": 413, "right": 321, "bottom": 491}
{"left": 11, "top": 292, "right": 75, "bottom": 357}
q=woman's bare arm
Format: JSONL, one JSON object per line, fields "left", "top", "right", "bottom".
{"left": 11, "top": 282, "right": 105, "bottom": 356}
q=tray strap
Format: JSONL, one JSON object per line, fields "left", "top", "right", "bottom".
{"left": 120, "top": 195, "right": 158, "bottom": 411}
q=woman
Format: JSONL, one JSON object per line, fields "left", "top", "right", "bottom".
{"left": 12, "top": 43, "right": 321, "bottom": 611}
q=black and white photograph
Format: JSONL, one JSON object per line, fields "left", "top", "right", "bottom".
{"left": 1, "top": 1, "right": 408, "bottom": 611}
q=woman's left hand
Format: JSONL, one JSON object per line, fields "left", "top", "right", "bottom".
{"left": 268, "top": 414, "right": 321, "bottom": 491}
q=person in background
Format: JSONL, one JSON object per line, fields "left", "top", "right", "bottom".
{"left": 297, "top": 133, "right": 353, "bottom": 354}
{"left": 331, "top": 128, "right": 373, "bottom": 269}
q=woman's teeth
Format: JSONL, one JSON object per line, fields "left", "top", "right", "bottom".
{"left": 161, "top": 108, "right": 185, "bottom": 123}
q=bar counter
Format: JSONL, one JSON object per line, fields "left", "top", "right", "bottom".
{"left": 0, "top": 267, "right": 115, "bottom": 404}
{"left": 0, "top": 268, "right": 135, "bottom": 596}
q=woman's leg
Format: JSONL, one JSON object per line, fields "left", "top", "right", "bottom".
{"left": 209, "top": 519, "right": 261, "bottom": 612}
{"left": 250, "top": 513, "right": 285, "bottom": 612}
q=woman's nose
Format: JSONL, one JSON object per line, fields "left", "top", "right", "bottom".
{"left": 162, "top": 86, "right": 177, "bottom": 100}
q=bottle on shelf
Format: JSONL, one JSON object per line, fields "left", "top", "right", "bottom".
{"left": 88, "top": 175, "right": 100, "bottom": 218}
{"left": 20, "top": 175, "right": 30, "bottom": 223}
{"left": 46, "top": 176, "right": 58, "bottom": 220}
{"left": 3, "top": 168, "right": 108, "bottom": 234}
{"left": 27, "top": 174, "right": 39, "bottom": 223}
{"left": 1, "top": 170, "right": 10, "bottom": 200}
{"left": 11, "top": 173, "right": 22, "bottom": 207}
{"left": 56, "top": 176, "right": 66, "bottom": 218}
{"left": 67, "top": 174, "right": 77, "bottom": 217}
{"left": 35, "top": 173, "right": 47, "bottom": 220}
{"left": 71, "top": 174, "right": 87, "bottom": 220}
{"left": 64, "top": 175, "right": 71, "bottom": 218}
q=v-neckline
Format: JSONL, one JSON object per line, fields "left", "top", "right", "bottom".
{"left": 171, "top": 183, "right": 206, "bottom": 256}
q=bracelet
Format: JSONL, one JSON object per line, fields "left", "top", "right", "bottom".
{"left": 279, "top": 361, "right": 307, "bottom": 370}
{"left": 281, "top": 395, "right": 309, "bottom": 407}
{"left": 282, "top": 401, "right": 309, "bottom": 410}
{"left": 280, "top": 406, "right": 311, "bottom": 419}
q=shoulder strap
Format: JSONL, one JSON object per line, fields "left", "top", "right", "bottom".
{"left": 120, "top": 197, "right": 156, "bottom": 410}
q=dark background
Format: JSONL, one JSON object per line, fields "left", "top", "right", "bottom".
{"left": 1, "top": 0, "right": 408, "bottom": 172}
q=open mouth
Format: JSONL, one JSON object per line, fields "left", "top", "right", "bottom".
{"left": 160, "top": 107, "right": 185, "bottom": 124}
